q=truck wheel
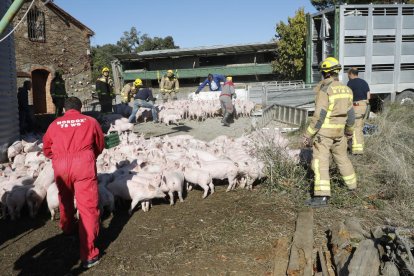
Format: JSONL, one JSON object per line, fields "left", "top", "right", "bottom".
{"left": 396, "top": 91, "right": 414, "bottom": 105}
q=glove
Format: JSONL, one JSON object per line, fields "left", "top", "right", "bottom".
{"left": 302, "top": 136, "right": 312, "bottom": 147}
{"left": 345, "top": 131, "right": 353, "bottom": 140}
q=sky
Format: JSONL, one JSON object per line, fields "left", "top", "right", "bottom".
{"left": 54, "top": 0, "right": 316, "bottom": 48}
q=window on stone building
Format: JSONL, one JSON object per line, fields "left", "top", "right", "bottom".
{"left": 27, "top": 7, "right": 46, "bottom": 42}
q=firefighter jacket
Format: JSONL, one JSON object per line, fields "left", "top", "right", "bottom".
{"left": 121, "top": 83, "right": 135, "bottom": 103}
{"left": 95, "top": 76, "right": 114, "bottom": 97}
{"left": 51, "top": 77, "right": 67, "bottom": 98}
{"left": 160, "top": 75, "right": 179, "bottom": 93}
{"left": 305, "top": 77, "right": 355, "bottom": 139}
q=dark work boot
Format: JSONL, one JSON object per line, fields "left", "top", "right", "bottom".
{"left": 304, "top": 196, "right": 329, "bottom": 208}
{"left": 222, "top": 112, "right": 230, "bottom": 127}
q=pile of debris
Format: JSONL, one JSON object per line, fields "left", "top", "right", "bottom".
{"left": 273, "top": 210, "right": 414, "bottom": 276}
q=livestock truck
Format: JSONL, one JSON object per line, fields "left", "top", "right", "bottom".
{"left": 306, "top": 3, "right": 414, "bottom": 105}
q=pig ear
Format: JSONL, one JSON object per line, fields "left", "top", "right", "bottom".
{"left": 162, "top": 176, "right": 166, "bottom": 183}
{"left": 148, "top": 184, "right": 155, "bottom": 191}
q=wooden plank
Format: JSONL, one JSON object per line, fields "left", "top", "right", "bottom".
{"left": 318, "top": 248, "right": 329, "bottom": 276}
{"left": 323, "top": 250, "right": 336, "bottom": 276}
{"left": 287, "top": 208, "right": 314, "bottom": 276}
{"left": 347, "top": 239, "right": 380, "bottom": 276}
{"left": 272, "top": 237, "right": 290, "bottom": 276}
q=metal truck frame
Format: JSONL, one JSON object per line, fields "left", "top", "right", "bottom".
{"left": 306, "top": 4, "right": 414, "bottom": 104}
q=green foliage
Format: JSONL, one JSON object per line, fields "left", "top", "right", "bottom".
{"left": 117, "top": 27, "right": 179, "bottom": 53}
{"left": 272, "top": 8, "right": 307, "bottom": 81}
{"left": 136, "top": 35, "right": 178, "bottom": 52}
{"left": 91, "top": 43, "right": 122, "bottom": 80}
{"left": 311, "top": 0, "right": 414, "bottom": 11}
{"left": 91, "top": 27, "right": 179, "bottom": 80}
{"left": 117, "top": 27, "right": 140, "bottom": 53}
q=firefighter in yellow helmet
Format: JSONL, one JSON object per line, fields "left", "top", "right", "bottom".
{"left": 303, "top": 57, "right": 357, "bottom": 207}
{"left": 95, "top": 67, "right": 114, "bottom": 113}
{"left": 159, "top": 69, "right": 179, "bottom": 103}
{"left": 120, "top": 81, "right": 136, "bottom": 104}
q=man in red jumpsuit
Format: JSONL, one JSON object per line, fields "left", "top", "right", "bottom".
{"left": 43, "top": 97, "right": 104, "bottom": 269}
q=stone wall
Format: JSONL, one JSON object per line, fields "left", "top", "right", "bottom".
{"left": 13, "top": 0, "right": 93, "bottom": 114}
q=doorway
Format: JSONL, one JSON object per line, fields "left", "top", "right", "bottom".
{"left": 31, "top": 69, "right": 50, "bottom": 114}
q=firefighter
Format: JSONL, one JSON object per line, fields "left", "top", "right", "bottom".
{"left": 303, "top": 57, "right": 357, "bottom": 207}
{"left": 160, "top": 69, "right": 179, "bottom": 103}
{"left": 128, "top": 78, "right": 158, "bottom": 123}
{"left": 120, "top": 82, "right": 136, "bottom": 104}
{"left": 43, "top": 97, "right": 104, "bottom": 269}
{"left": 347, "top": 67, "right": 371, "bottom": 155}
{"left": 195, "top": 73, "right": 226, "bottom": 94}
{"left": 50, "top": 70, "right": 67, "bottom": 117}
{"left": 95, "top": 67, "right": 114, "bottom": 113}
{"left": 219, "top": 76, "right": 237, "bottom": 127}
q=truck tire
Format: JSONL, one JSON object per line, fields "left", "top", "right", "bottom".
{"left": 396, "top": 90, "right": 414, "bottom": 105}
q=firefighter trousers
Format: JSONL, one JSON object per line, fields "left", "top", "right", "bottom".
{"left": 162, "top": 91, "right": 177, "bottom": 103}
{"left": 53, "top": 151, "right": 100, "bottom": 262}
{"left": 352, "top": 101, "right": 367, "bottom": 154}
{"left": 312, "top": 135, "right": 357, "bottom": 197}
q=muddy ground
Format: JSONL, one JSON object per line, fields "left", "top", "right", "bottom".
{"left": 0, "top": 117, "right": 387, "bottom": 275}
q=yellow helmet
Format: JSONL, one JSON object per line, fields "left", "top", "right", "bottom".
{"left": 226, "top": 76, "right": 233, "bottom": 82}
{"left": 319, "top": 57, "right": 342, "bottom": 73}
{"left": 134, "top": 78, "right": 143, "bottom": 87}
{"left": 102, "top": 67, "right": 110, "bottom": 73}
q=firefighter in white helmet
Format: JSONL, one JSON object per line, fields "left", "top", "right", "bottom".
{"left": 303, "top": 57, "right": 357, "bottom": 207}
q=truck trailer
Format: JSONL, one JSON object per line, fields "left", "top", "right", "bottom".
{"left": 306, "top": 3, "right": 414, "bottom": 104}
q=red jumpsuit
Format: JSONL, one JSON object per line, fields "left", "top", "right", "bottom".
{"left": 43, "top": 109, "right": 104, "bottom": 262}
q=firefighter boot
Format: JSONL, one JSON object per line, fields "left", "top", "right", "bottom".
{"left": 304, "top": 196, "right": 329, "bottom": 208}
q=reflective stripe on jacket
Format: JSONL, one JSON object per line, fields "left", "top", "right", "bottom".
{"left": 306, "top": 77, "right": 355, "bottom": 138}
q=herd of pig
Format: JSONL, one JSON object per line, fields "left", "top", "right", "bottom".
{"left": 0, "top": 123, "right": 300, "bottom": 221}
{"left": 129, "top": 99, "right": 256, "bottom": 125}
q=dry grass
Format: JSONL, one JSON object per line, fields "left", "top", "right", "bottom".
{"left": 352, "top": 104, "right": 414, "bottom": 225}
{"left": 256, "top": 104, "right": 414, "bottom": 222}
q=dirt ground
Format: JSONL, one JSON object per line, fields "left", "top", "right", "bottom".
{"left": 0, "top": 116, "right": 387, "bottom": 275}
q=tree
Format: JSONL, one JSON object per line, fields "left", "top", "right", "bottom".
{"left": 272, "top": 8, "right": 307, "bottom": 81}
{"left": 116, "top": 27, "right": 179, "bottom": 53}
{"left": 91, "top": 43, "right": 122, "bottom": 80}
{"left": 136, "top": 35, "right": 179, "bottom": 52}
{"left": 311, "top": 0, "right": 414, "bottom": 11}
{"left": 117, "top": 27, "right": 140, "bottom": 53}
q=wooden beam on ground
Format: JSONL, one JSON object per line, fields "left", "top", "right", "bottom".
{"left": 287, "top": 208, "right": 314, "bottom": 276}
{"left": 272, "top": 237, "right": 290, "bottom": 276}
{"left": 347, "top": 239, "right": 380, "bottom": 276}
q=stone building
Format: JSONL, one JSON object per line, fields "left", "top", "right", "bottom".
{"left": 13, "top": 0, "right": 94, "bottom": 114}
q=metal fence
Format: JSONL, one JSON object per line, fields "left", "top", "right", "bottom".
{"left": 247, "top": 81, "right": 315, "bottom": 109}
{"left": 258, "top": 104, "right": 308, "bottom": 128}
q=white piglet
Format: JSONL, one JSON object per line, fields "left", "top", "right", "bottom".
{"left": 160, "top": 171, "right": 185, "bottom": 205}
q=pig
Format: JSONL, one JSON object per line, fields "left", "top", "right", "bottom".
{"left": 160, "top": 171, "right": 185, "bottom": 205}
{"left": 11, "top": 154, "right": 26, "bottom": 170}
{"left": 0, "top": 176, "right": 34, "bottom": 218}
{"left": 6, "top": 184, "right": 33, "bottom": 220}
{"left": 107, "top": 178, "right": 165, "bottom": 215}
{"left": 7, "top": 140, "right": 23, "bottom": 160}
{"left": 182, "top": 167, "right": 213, "bottom": 199}
{"left": 192, "top": 159, "right": 239, "bottom": 192}
{"left": 26, "top": 162, "right": 55, "bottom": 218}
{"left": 24, "top": 151, "right": 47, "bottom": 167}
{"left": 46, "top": 182, "right": 59, "bottom": 220}
{"left": 23, "top": 141, "right": 41, "bottom": 153}
{"left": 98, "top": 185, "right": 115, "bottom": 215}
